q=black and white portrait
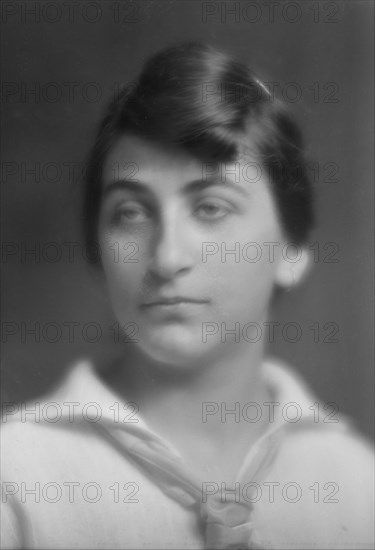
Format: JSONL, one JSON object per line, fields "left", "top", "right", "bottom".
{"left": 1, "top": 1, "right": 374, "bottom": 548}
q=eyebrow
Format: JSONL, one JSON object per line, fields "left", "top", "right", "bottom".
{"left": 101, "top": 176, "right": 249, "bottom": 200}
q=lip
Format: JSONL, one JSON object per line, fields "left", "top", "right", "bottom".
{"left": 141, "top": 296, "right": 209, "bottom": 307}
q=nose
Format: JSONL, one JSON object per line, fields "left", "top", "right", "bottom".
{"left": 148, "top": 212, "right": 194, "bottom": 280}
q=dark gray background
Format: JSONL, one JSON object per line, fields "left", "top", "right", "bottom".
{"left": 1, "top": 0, "right": 374, "bottom": 439}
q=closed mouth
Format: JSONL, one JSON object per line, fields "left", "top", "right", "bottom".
{"left": 141, "top": 297, "right": 209, "bottom": 307}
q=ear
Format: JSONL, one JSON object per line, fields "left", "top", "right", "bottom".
{"left": 274, "top": 244, "right": 312, "bottom": 288}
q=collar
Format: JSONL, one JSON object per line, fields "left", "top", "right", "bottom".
{"left": 50, "top": 355, "right": 342, "bottom": 470}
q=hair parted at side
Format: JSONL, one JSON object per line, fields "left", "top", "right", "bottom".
{"left": 84, "top": 42, "right": 314, "bottom": 257}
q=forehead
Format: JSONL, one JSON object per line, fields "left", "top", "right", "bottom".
{"left": 102, "top": 135, "right": 204, "bottom": 186}
{"left": 101, "top": 134, "right": 270, "bottom": 200}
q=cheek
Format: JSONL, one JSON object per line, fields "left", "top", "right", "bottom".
{"left": 208, "top": 248, "right": 279, "bottom": 299}
{"left": 99, "top": 233, "right": 146, "bottom": 303}
{"left": 203, "top": 222, "right": 283, "bottom": 316}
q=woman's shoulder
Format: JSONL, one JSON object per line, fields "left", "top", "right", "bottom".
{"left": 1, "top": 358, "right": 119, "bottom": 427}
{"left": 252, "top": 359, "right": 374, "bottom": 547}
{"left": 1, "top": 360, "right": 112, "bottom": 469}
{"left": 258, "top": 358, "right": 374, "bottom": 546}
{"left": 1, "top": 358, "right": 147, "bottom": 474}
{"left": 2, "top": 358, "right": 92, "bottom": 421}
{"left": 263, "top": 356, "right": 374, "bottom": 468}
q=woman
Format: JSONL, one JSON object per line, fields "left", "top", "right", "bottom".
{"left": 1, "top": 43, "right": 373, "bottom": 549}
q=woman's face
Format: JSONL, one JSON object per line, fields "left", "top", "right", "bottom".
{"left": 98, "top": 135, "right": 288, "bottom": 368}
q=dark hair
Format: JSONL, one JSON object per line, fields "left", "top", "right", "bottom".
{"left": 83, "top": 42, "right": 314, "bottom": 254}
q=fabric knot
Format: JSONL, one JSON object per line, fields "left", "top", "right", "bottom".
{"left": 201, "top": 498, "right": 258, "bottom": 549}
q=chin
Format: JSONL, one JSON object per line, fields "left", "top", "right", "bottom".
{"left": 137, "top": 325, "right": 211, "bottom": 370}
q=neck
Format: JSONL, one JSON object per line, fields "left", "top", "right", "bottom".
{"left": 101, "top": 339, "right": 272, "bottom": 480}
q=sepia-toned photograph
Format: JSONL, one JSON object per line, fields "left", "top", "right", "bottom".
{"left": 1, "top": 1, "right": 374, "bottom": 548}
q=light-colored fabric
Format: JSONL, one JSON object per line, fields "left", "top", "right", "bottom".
{"left": 1, "top": 359, "right": 374, "bottom": 549}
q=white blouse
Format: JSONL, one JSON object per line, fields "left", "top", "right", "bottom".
{"left": 1, "top": 358, "right": 374, "bottom": 549}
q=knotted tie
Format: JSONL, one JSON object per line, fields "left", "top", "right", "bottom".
{"left": 92, "top": 418, "right": 285, "bottom": 549}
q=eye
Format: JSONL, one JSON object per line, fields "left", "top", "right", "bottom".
{"left": 195, "top": 200, "right": 231, "bottom": 221}
{"left": 112, "top": 203, "right": 151, "bottom": 225}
